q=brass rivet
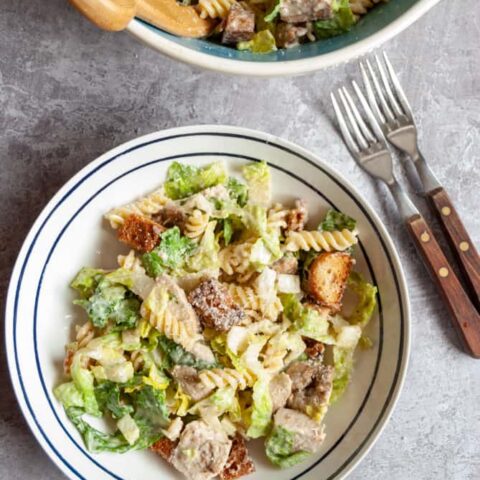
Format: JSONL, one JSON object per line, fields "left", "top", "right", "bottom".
{"left": 441, "top": 206, "right": 451, "bottom": 216}
{"left": 459, "top": 241, "right": 470, "bottom": 252}
{"left": 420, "top": 232, "right": 430, "bottom": 243}
{"left": 439, "top": 267, "right": 449, "bottom": 278}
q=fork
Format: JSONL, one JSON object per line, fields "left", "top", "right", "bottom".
{"left": 331, "top": 83, "right": 480, "bottom": 358}
{"left": 360, "top": 53, "right": 480, "bottom": 310}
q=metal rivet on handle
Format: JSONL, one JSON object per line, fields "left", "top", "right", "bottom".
{"left": 420, "top": 232, "right": 430, "bottom": 243}
{"left": 441, "top": 206, "right": 451, "bottom": 216}
{"left": 459, "top": 241, "right": 470, "bottom": 252}
{"left": 439, "top": 267, "right": 449, "bottom": 278}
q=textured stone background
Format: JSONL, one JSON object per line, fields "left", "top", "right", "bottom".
{"left": 0, "top": 0, "right": 479, "bottom": 479}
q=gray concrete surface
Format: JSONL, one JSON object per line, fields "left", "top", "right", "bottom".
{"left": 1, "top": 0, "right": 479, "bottom": 479}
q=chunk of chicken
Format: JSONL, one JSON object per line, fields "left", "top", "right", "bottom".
{"left": 222, "top": 4, "right": 255, "bottom": 44}
{"left": 285, "top": 199, "right": 309, "bottom": 232}
{"left": 273, "top": 408, "right": 326, "bottom": 453}
{"left": 280, "top": 0, "right": 332, "bottom": 23}
{"left": 269, "top": 372, "right": 293, "bottom": 412}
{"left": 171, "top": 420, "right": 232, "bottom": 480}
{"left": 172, "top": 365, "right": 214, "bottom": 402}
{"left": 286, "top": 361, "right": 334, "bottom": 414}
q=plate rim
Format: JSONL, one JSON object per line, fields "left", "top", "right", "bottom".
{"left": 125, "top": 0, "right": 442, "bottom": 76}
{"left": 5, "top": 125, "right": 411, "bottom": 480}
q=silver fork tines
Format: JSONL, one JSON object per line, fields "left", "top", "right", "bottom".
{"left": 331, "top": 83, "right": 417, "bottom": 220}
{"left": 360, "top": 52, "right": 441, "bottom": 192}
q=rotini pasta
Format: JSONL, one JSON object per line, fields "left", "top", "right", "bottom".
{"left": 199, "top": 367, "right": 248, "bottom": 390}
{"left": 267, "top": 203, "right": 288, "bottom": 232}
{"left": 184, "top": 209, "right": 210, "bottom": 240}
{"left": 105, "top": 187, "right": 169, "bottom": 229}
{"left": 198, "top": 0, "right": 235, "bottom": 19}
{"left": 219, "top": 242, "right": 253, "bottom": 276}
{"left": 227, "top": 284, "right": 262, "bottom": 311}
{"left": 285, "top": 229, "right": 358, "bottom": 252}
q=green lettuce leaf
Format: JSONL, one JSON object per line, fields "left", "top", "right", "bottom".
{"left": 186, "top": 221, "right": 220, "bottom": 272}
{"left": 65, "top": 406, "right": 161, "bottom": 453}
{"left": 264, "top": 0, "right": 281, "bottom": 22}
{"left": 238, "top": 30, "right": 277, "bottom": 54}
{"left": 265, "top": 425, "right": 311, "bottom": 468}
{"left": 330, "top": 346, "right": 354, "bottom": 404}
{"left": 158, "top": 336, "right": 217, "bottom": 370}
{"left": 314, "top": 0, "right": 356, "bottom": 39}
{"left": 131, "top": 385, "right": 170, "bottom": 433}
{"left": 142, "top": 227, "right": 196, "bottom": 278}
{"left": 95, "top": 381, "right": 133, "bottom": 419}
{"left": 227, "top": 177, "right": 248, "bottom": 207}
{"left": 281, "top": 294, "right": 333, "bottom": 343}
{"left": 71, "top": 267, "right": 106, "bottom": 299}
{"left": 54, "top": 382, "right": 84, "bottom": 409}
{"left": 247, "top": 376, "right": 273, "bottom": 438}
{"left": 164, "top": 161, "right": 227, "bottom": 200}
{"left": 318, "top": 208, "right": 356, "bottom": 232}
{"left": 242, "top": 161, "right": 272, "bottom": 206}
{"left": 74, "top": 276, "right": 141, "bottom": 331}
{"left": 347, "top": 272, "right": 377, "bottom": 328}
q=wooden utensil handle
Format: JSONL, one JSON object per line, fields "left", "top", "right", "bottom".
{"left": 407, "top": 214, "right": 480, "bottom": 358}
{"left": 427, "top": 187, "right": 480, "bottom": 310}
{"left": 68, "top": 0, "right": 137, "bottom": 31}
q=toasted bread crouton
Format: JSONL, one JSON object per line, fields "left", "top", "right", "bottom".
{"left": 150, "top": 437, "right": 177, "bottom": 462}
{"left": 308, "top": 252, "right": 353, "bottom": 312}
{"left": 220, "top": 434, "right": 255, "bottom": 480}
{"left": 302, "top": 337, "right": 325, "bottom": 360}
{"left": 117, "top": 214, "right": 165, "bottom": 252}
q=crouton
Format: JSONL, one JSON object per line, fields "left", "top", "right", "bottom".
{"left": 150, "top": 437, "right": 177, "bottom": 462}
{"left": 222, "top": 4, "right": 255, "bottom": 45}
{"left": 188, "top": 279, "right": 244, "bottom": 332}
{"left": 220, "top": 434, "right": 255, "bottom": 480}
{"left": 117, "top": 214, "right": 165, "bottom": 252}
{"left": 302, "top": 337, "right": 325, "bottom": 360}
{"left": 307, "top": 252, "right": 353, "bottom": 312}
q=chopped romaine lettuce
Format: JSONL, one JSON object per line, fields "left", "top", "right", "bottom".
{"left": 186, "top": 221, "right": 220, "bottom": 272}
{"left": 281, "top": 294, "right": 333, "bottom": 343}
{"left": 330, "top": 346, "right": 354, "bottom": 404}
{"left": 157, "top": 336, "right": 217, "bottom": 370}
{"left": 131, "top": 385, "right": 170, "bottom": 433}
{"left": 314, "top": 0, "right": 356, "bottom": 39}
{"left": 142, "top": 227, "right": 196, "bottom": 278}
{"left": 164, "top": 161, "right": 227, "bottom": 200}
{"left": 65, "top": 406, "right": 161, "bottom": 453}
{"left": 264, "top": 0, "right": 281, "bottom": 22}
{"left": 74, "top": 275, "right": 141, "bottom": 331}
{"left": 94, "top": 381, "right": 133, "bottom": 419}
{"left": 54, "top": 382, "right": 84, "bottom": 409}
{"left": 222, "top": 218, "right": 234, "bottom": 245}
{"left": 242, "top": 161, "right": 272, "bottom": 206}
{"left": 265, "top": 425, "right": 310, "bottom": 468}
{"left": 70, "top": 267, "right": 105, "bottom": 298}
{"left": 318, "top": 208, "right": 357, "bottom": 232}
{"left": 238, "top": 30, "right": 277, "bottom": 54}
{"left": 347, "top": 272, "right": 377, "bottom": 328}
{"left": 244, "top": 205, "right": 281, "bottom": 259}
{"left": 247, "top": 376, "right": 273, "bottom": 438}
{"left": 227, "top": 177, "right": 248, "bottom": 207}
{"left": 117, "top": 413, "right": 140, "bottom": 445}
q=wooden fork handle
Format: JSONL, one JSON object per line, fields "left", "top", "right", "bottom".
{"left": 68, "top": 0, "right": 137, "bottom": 31}
{"left": 426, "top": 187, "right": 480, "bottom": 310}
{"left": 407, "top": 214, "right": 480, "bottom": 358}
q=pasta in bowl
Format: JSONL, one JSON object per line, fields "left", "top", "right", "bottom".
{"left": 6, "top": 126, "right": 410, "bottom": 480}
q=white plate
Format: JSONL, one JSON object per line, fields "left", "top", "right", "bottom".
{"left": 5, "top": 125, "right": 410, "bottom": 480}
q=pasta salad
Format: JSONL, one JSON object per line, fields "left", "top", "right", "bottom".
{"left": 54, "top": 160, "right": 377, "bottom": 479}
{"left": 195, "top": 0, "right": 386, "bottom": 52}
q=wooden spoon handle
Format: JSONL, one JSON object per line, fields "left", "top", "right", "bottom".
{"left": 407, "top": 213, "right": 480, "bottom": 358}
{"left": 427, "top": 187, "right": 480, "bottom": 310}
{"left": 68, "top": 0, "right": 137, "bottom": 31}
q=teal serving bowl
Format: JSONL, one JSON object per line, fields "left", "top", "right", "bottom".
{"left": 126, "top": 0, "right": 441, "bottom": 75}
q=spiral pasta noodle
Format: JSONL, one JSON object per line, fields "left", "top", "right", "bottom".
{"left": 284, "top": 229, "right": 358, "bottom": 253}
{"left": 199, "top": 368, "right": 249, "bottom": 390}
{"left": 267, "top": 203, "right": 288, "bottom": 232}
{"left": 184, "top": 209, "right": 210, "bottom": 240}
{"left": 227, "top": 284, "right": 262, "bottom": 311}
{"left": 76, "top": 320, "right": 95, "bottom": 348}
{"left": 198, "top": 0, "right": 235, "bottom": 19}
{"left": 105, "top": 187, "right": 169, "bottom": 229}
{"left": 219, "top": 242, "right": 253, "bottom": 276}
